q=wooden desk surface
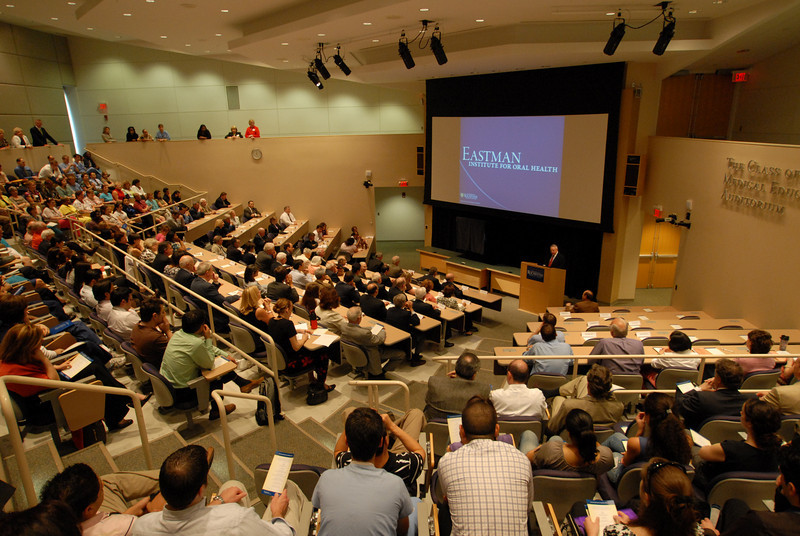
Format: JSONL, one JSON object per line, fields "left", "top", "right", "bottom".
{"left": 202, "top": 358, "right": 237, "bottom": 381}
{"left": 228, "top": 213, "right": 273, "bottom": 243}
{"left": 527, "top": 318, "right": 758, "bottom": 333}
{"left": 316, "top": 227, "right": 341, "bottom": 259}
{"left": 184, "top": 203, "right": 242, "bottom": 241}
{"left": 272, "top": 219, "right": 308, "bottom": 248}
{"left": 548, "top": 305, "right": 678, "bottom": 314}
{"left": 514, "top": 329, "right": 800, "bottom": 347}
{"left": 352, "top": 236, "right": 375, "bottom": 261}
{"left": 544, "top": 311, "right": 715, "bottom": 322}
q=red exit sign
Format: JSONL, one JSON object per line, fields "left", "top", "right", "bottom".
{"left": 398, "top": 180, "right": 408, "bottom": 187}
{"left": 732, "top": 71, "right": 750, "bottom": 83}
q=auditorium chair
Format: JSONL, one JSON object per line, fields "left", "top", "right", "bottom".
{"left": 697, "top": 416, "right": 746, "bottom": 444}
{"left": 586, "top": 325, "right": 607, "bottom": 332}
{"left": 527, "top": 372, "right": 568, "bottom": 392}
{"left": 254, "top": 463, "right": 325, "bottom": 508}
{"left": 780, "top": 415, "right": 800, "bottom": 442}
{"left": 611, "top": 373, "right": 643, "bottom": 411}
{"left": 655, "top": 367, "right": 700, "bottom": 389}
{"left": 705, "top": 471, "right": 780, "bottom": 510}
{"left": 497, "top": 415, "right": 543, "bottom": 446}
{"left": 141, "top": 363, "right": 208, "bottom": 438}
{"left": 259, "top": 335, "right": 315, "bottom": 390}
{"left": 423, "top": 420, "right": 451, "bottom": 461}
{"left": 228, "top": 322, "right": 268, "bottom": 361}
{"left": 120, "top": 341, "right": 151, "bottom": 386}
{"left": 642, "top": 336, "right": 670, "bottom": 346}
{"left": 692, "top": 338, "right": 721, "bottom": 346}
{"left": 531, "top": 470, "right": 597, "bottom": 520}
{"left": 340, "top": 339, "right": 369, "bottom": 379}
{"left": 741, "top": 369, "right": 781, "bottom": 390}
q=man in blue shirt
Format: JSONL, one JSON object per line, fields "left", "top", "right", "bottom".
{"left": 14, "top": 158, "right": 34, "bottom": 180}
{"left": 312, "top": 407, "right": 414, "bottom": 535}
{"left": 155, "top": 124, "right": 171, "bottom": 141}
{"left": 523, "top": 323, "right": 573, "bottom": 375}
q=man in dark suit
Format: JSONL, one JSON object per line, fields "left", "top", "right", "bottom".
{"left": 387, "top": 277, "right": 408, "bottom": 302}
{"left": 267, "top": 217, "right": 282, "bottom": 236}
{"left": 360, "top": 283, "right": 387, "bottom": 321}
{"left": 190, "top": 262, "right": 237, "bottom": 333}
{"left": 424, "top": 352, "right": 490, "bottom": 420}
{"left": 174, "top": 255, "right": 197, "bottom": 288}
{"left": 444, "top": 273, "right": 464, "bottom": 299}
{"left": 420, "top": 268, "right": 443, "bottom": 292}
{"left": 151, "top": 241, "right": 173, "bottom": 273}
{"left": 252, "top": 228, "right": 267, "bottom": 252}
{"left": 30, "top": 118, "right": 58, "bottom": 146}
{"left": 242, "top": 200, "right": 261, "bottom": 221}
{"left": 385, "top": 294, "right": 425, "bottom": 365}
{"left": 266, "top": 266, "right": 299, "bottom": 303}
{"left": 189, "top": 202, "right": 205, "bottom": 221}
{"left": 546, "top": 243, "right": 566, "bottom": 269}
{"left": 675, "top": 358, "right": 755, "bottom": 431}
{"left": 213, "top": 192, "right": 230, "bottom": 210}
{"left": 412, "top": 288, "right": 453, "bottom": 347}
{"left": 352, "top": 261, "right": 368, "bottom": 293}
{"left": 255, "top": 242, "right": 275, "bottom": 274}
{"left": 335, "top": 272, "right": 361, "bottom": 308}
{"left": 569, "top": 290, "right": 600, "bottom": 313}
{"left": 226, "top": 238, "right": 242, "bottom": 263}
{"left": 367, "top": 252, "right": 385, "bottom": 273}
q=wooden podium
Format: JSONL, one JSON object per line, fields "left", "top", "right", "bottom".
{"left": 518, "top": 262, "right": 566, "bottom": 315}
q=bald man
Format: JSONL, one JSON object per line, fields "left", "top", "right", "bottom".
{"left": 589, "top": 317, "right": 644, "bottom": 374}
{"left": 569, "top": 290, "right": 600, "bottom": 313}
{"left": 489, "top": 360, "right": 547, "bottom": 418}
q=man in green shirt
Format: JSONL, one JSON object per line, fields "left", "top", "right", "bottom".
{"left": 160, "top": 310, "right": 262, "bottom": 420}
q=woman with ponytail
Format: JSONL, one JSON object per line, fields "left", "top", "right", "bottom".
{"left": 586, "top": 457, "right": 703, "bottom": 536}
{"left": 604, "top": 392, "right": 693, "bottom": 483}
{"left": 521, "top": 408, "right": 613, "bottom": 475}
{"left": 695, "top": 398, "right": 781, "bottom": 492}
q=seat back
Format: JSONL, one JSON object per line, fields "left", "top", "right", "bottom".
{"left": 707, "top": 472, "right": 780, "bottom": 510}
{"left": 141, "top": 363, "right": 177, "bottom": 409}
{"left": 527, "top": 373, "right": 568, "bottom": 391}
{"left": 254, "top": 464, "right": 324, "bottom": 506}
{"left": 642, "top": 336, "right": 669, "bottom": 346}
{"left": 780, "top": 415, "right": 800, "bottom": 443}
{"left": 75, "top": 301, "right": 94, "bottom": 321}
{"left": 423, "top": 420, "right": 451, "bottom": 460}
{"left": 531, "top": 470, "right": 597, "bottom": 520}
{"left": 168, "top": 284, "right": 189, "bottom": 312}
{"left": 497, "top": 416, "right": 542, "bottom": 446}
{"left": 693, "top": 338, "right": 721, "bottom": 346}
{"left": 229, "top": 322, "right": 258, "bottom": 355}
{"left": 698, "top": 417, "right": 746, "bottom": 444}
{"left": 89, "top": 311, "right": 107, "bottom": 333}
{"left": 741, "top": 369, "right": 781, "bottom": 390}
{"left": 340, "top": 340, "right": 369, "bottom": 370}
{"left": 260, "top": 335, "right": 288, "bottom": 371}
{"left": 655, "top": 368, "right": 699, "bottom": 390}
{"left": 120, "top": 341, "right": 149, "bottom": 384}
{"left": 293, "top": 305, "right": 311, "bottom": 321}
{"left": 615, "top": 462, "right": 646, "bottom": 505}
{"left": 182, "top": 295, "right": 201, "bottom": 312}
{"left": 103, "top": 327, "right": 125, "bottom": 353}
{"left": 219, "top": 270, "right": 236, "bottom": 285}
{"left": 611, "top": 373, "right": 643, "bottom": 410}
{"left": 586, "top": 325, "right": 607, "bottom": 332}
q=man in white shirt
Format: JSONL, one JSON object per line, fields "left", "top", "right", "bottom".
{"left": 490, "top": 360, "right": 547, "bottom": 418}
{"left": 38, "top": 155, "right": 63, "bottom": 181}
{"left": 133, "top": 445, "right": 301, "bottom": 536}
{"left": 108, "top": 287, "right": 141, "bottom": 340}
{"left": 94, "top": 280, "right": 114, "bottom": 322}
{"left": 80, "top": 268, "right": 102, "bottom": 308}
{"left": 278, "top": 205, "right": 295, "bottom": 228}
{"left": 72, "top": 191, "right": 94, "bottom": 213}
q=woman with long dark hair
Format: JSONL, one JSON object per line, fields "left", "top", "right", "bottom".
{"left": 520, "top": 408, "right": 613, "bottom": 475}
{"left": 603, "top": 392, "right": 692, "bottom": 483}
{"left": 586, "top": 458, "right": 701, "bottom": 536}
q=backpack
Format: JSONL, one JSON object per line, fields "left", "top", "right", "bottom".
{"left": 306, "top": 383, "right": 328, "bottom": 406}
{"left": 255, "top": 376, "right": 282, "bottom": 426}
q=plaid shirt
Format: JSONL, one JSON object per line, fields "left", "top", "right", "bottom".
{"left": 438, "top": 439, "right": 533, "bottom": 536}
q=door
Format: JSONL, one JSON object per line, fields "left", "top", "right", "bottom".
{"left": 374, "top": 187, "right": 425, "bottom": 241}
{"left": 636, "top": 218, "right": 682, "bottom": 288}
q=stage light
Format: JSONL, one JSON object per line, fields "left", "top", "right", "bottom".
{"left": 314, "top": 57, "right": 330, "bottom": 80}
{"left": 653, "top": 16, "right": 675, "bottom": 55}
{"left": 398, "top": 32, "right": 415, "bottom": 69}
{"left": 333, "top": 46, "right": 351, "bottom": 76}
{"left": 430, "top": 26, "right": 447, "bottom": 65}
{"left": 307, "top": 66, "right": 323, "bottom": 90}
{"left": 603, "top": 14, "right": 626, "bottom": 56}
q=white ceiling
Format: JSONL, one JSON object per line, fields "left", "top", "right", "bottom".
{"left": 2, "top": 0, "right": 800, "bottom": 86}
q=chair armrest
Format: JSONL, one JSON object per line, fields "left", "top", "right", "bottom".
{"left": 187, "top": 376, "right": 210, "bottom": 412}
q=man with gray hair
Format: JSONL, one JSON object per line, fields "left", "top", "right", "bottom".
{"left": 340, "top": 306, "right": 403, "bottom": 380}
{"left": 275, "top": 251, "right": 287, "bottom": 267}
{"left": 255, "top": 242, "right": 276, "bottom": 275}
{"left": 589, "top": 317, "right": 644, "bottom": 374}
{"left": 367, "top": 251, "right": 384, "bottom": 272}
{"left": 190, "top": 262, "right": 238, "bottom": 334}
{"left": 387, "top": 255, "right": 403, "bottom": 278}
{"left": 424, "top": 352, "right": 491, "bottom": 420}
{"left": 175, "top": 255, "right": 197, "bottom": 288}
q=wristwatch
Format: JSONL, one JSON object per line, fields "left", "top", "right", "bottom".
{"left": 210, "top": 494, "right": 224, "bottom": 504}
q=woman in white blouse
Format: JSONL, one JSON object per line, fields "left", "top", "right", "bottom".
{"left": 10, "top": 127, "right": 31, "bottom": 148}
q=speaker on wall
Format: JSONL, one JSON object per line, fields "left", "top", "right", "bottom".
{"left": 623, "top": 154, "right": 645, "bottom": 196}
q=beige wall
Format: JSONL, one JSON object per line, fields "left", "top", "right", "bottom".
{"left": 0, "top": 23, "right": 74, "bottom": 146}
{"left": 68, "top": 37, "right": 424, "bottom": 147}
{"left": 731, "top": 41, "right": 800, "bottom": 145}
{"left": 643, "top": 136, "right": 800, "bottom": 327}
{"left": 87, "top": 134, "right": 424, "bottom": 237}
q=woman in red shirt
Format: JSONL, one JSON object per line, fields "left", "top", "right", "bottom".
{"left": 245, "top": 118, "right": 260, "bottom": 138}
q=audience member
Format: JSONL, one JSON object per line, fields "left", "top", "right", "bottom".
{"left": 359, "top": 282, "right": 387, "bottom": 321}
{"left": 674, "top": 358, "right": 754, "bottom": 431}
{"left": 191, "top": 262, "right": 238, "bottom": 333}
{"left": 107, "top": 287, "right": 140, "bottom": 340}
{"left": 335, "top": 271, "right": 361, "bottom": 308}
{"left": 340, "top": 306, "right": 403, "bottom": 380}
{"left": 437, "top": 396, "right": 533, "bottom": 536}
{"left": 735, "top": 329, "right": 776, "bottom": 375}
{"left": 643, "top": 330, "right": 700, "bottom": 386}
{"left": 131, "top": 298, "right": 172, "bottom": 367}
{"left": 762, "top": 357, "right": 800, "bottom": 414}
{"left": 567, "top": 289, "right": 600, "bottom": 312}
{"left": 424, "top": 352, "right": 491, "bottom": 420}
{"left": 547, "top": 364, "right": 624, "bottom": 434}
{"left": 490, "top": 359, "right": 546, "bottom": 417}
{"left": 315, "top": 286, "right": 347, "bottom": 335}
{"left": 524, "top": 322, "right": 573, "bottom": 375}
{"left": 589, "top": 317, "right": 644, "bottom": 374}
{"left": 266, "top": 266, "right": 299, "bottom": 303}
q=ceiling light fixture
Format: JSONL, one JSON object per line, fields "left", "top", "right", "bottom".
{"left": 281, "top": 42, "right": 289, "bottom": 45}
{"left": 372, "top": 39, "right": 380, "bottom": 43}
{"left": 430, "top": 25, "right": 447, "bottom": 65}
{"left": 314, "top": 43, "right": 331, "bottom": 79}
{"left": 333, "top": 44, "right": 351, "bottom": 76}
{"left": 398, "top": 31, "right": 415, "bottom": 69}
{"left": 419, "top": 8, "right": 429, "bottom": 12}
{"left": 160, "top": 35, "right": 167, "bottom": 38}
{"left": 50, "top": 17, "right": 58, "bottom": 20}
{"left": 362, "top": 22, "right": 372, "bottom": 26}
{"left": 475, "top": 19, "right": 485, "bottom": 23}
{"left": 307, "top": 63, "right": 323, "bottom": 90}
{"left": 221, "top": 9, "right": 228, "bottom": 13}
{"left": 653, "top": 5, "right": 676, "bottom": 55}
{"left": 123, "top": 13, "right": 132, "bottom": 16}
{"left": 317, "top": 33, "right": 326, "bottom": 37}
{"left": 603, "top": 11, "right": 626, "bottom": 56}
{"left": 87, "top": 27, "right": 94, "bottom": 30}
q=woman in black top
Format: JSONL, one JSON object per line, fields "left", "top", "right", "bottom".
{"left": 125, "top": 126, "right": 139, "bottom": 142}
{"left": 196, "top": 124, "right": 211, "bottom": 139}
{"left": 268, "top": 298, "right": 333, "bottom": 392}
{"left": 695, "top": 398, "right": 781, "bottom": 492}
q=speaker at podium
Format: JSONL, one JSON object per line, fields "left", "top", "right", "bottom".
{"left": 519, "top": 262, "right": 566, "bottom": 315}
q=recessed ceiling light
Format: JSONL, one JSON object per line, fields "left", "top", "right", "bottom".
{"left": 87, "top": 27, "right": 94, "bottom": 30}
{"left": 185, "top": 43, "right": 191, "bottom": 47}
{"left": 372, "top": 39, "right": 380, "bottom": 42}
{"left": 475, "top": 19, "right": 485, "bottom": 23}
{"left": 123, "top": 13, "right": 132, "bottom": 16}
{"left": 363, "top": 22, "right": 372, "bottom": 26}
{"left": 317, "top": 33, "right": 326, "bottom": 37}
{"left": 606, "top": 12, "right": 615, "bottom": 16}
{"left": 282, "top": 59, "right": 289, "bottom": 63}
{"left": 67, "top": 1, "right": 76, "bottom": 5}
{"left": 419, "top": 8, "right": 429, "bottom": 12}
{"left": 215, "top": 33, "right": 222, "bottom": 37}
{"left": 160, "top": 35, "right": 167, "bottom": 38}
{"left": 50, "top": 17, "right": 58, "bottom": 20}
{"left": 205, "top": 50, "right": 210, "bottom": 53}
{"left": 688, "top": 9, "right": 697, "bottom": 13}
{"left": 115, "top": 35, "right": 121, "bottom": 39}
{"left": 5, "top": 4, "right": 14, "bottom": 7}
{"left": 281, "top": 42, "right": 289, "bottom": 45}
{"left": 146, "top": 0, "right": 155, "bottom": 3}
{"left": 220, "top": 9, "right": 228, "bottom": 12}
